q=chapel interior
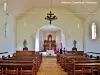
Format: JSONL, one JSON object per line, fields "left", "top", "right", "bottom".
{"left": 0, "top": 0, "right": 100, "bottom": 75}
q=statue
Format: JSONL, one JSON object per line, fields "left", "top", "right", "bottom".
{"left": 23, "top": 39, "right": 28, "bottom": 51}
{"left": 73, "top": 40, "right": 77, "bottom": 48}
{"left": 72, "top": 40, "right": 77, "bottom": 51}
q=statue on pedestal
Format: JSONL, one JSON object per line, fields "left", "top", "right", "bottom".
{"left": 73, "top": 40, "right": 77, "bottom": 48}
{"left": 23, "top": 39, "right": 28, "bottom": 51}
{"left": 72, "top": 40, "right": 77, "bottom": 51}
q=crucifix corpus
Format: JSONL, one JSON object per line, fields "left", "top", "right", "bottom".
{"left": 45, "top": 11, "right": 58, "bottom": 24}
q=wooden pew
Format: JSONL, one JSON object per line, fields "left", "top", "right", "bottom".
{"left": 0, "top": 51, "right": 42, "bottom": 75}
{"left": 57, "top": 53, "right": 100, "bottom": 75}
{"left": 64, "top": 58, "right": 100, "bottom": 70}
{"left": 6, "top": 54, "right": 42, "bottom": 63}
{"left": 67, "top": 51, "right": 84, "bottom": 56}
{"left": 6, "top": 54, "right": 42, "bottom": 69}
{"left": 6, "top": 68, "right": 18, "bottom": 75}
{"left": 57, "top": 52, "right": 85, "bottom": 63}
{"left": 0, "top": 63, "right": 36, "bottom": 75}
{"left": 3, "top": 56, "right": 41, "bottom": 72}
{"left": 73, "top": 63, "right": 100, "bottom": 75}
{"left": 16, "top": 51, "right": 35, "bottom": 56}
{"left": 20, "top": 67, "right": 34, "bottom": 75}
{"left": 59, "top": 55, "right": 88, "bottom": 68}
{"left": 61, "top": 58, "right": 100, "bottom": 75}
{"left": 0, "top": 60, "right": 35, "bottom": 63}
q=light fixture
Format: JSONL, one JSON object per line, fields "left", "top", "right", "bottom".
{"left": 0, "top": 0, "right": 12, "bottom": 15}
{"left": 4, "top": 0, "right": 7, "bottom": 11}
{"left": 24, "top": 22, "right": 27, "bottom": 27}
{"left": 77, "top": 20, "right": 80, "bottom": 28}
{"left": 78, "top": 23, "right": 80, "bottom": 28}
{"left": 68, "top": 32, "right": 70, "bottom": 36}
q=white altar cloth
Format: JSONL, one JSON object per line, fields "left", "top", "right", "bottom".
{"left": 46, "top": 50, "right": 56, "bottom": 56}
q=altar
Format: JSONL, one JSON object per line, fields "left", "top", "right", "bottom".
{"left": 46, "top": 50, "right": 56, "bottom": 56}
{"left": 43, "top": 34, "right": 56, "bottom": 52}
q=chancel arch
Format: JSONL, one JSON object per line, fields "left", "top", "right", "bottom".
{"left": 35, "top": 24, "right": 66, "bottom": 52}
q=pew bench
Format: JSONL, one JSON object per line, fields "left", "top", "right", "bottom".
{"left": 0, "top": 63, "right": 36, "bottom": 75}
{"left": 63, "top": 59, "right": 100, "bottom": 75}
{"left": 6, "top": 68, "right": 18, "bottom": 75}
{"left": 72, "top": 63, "right": 100, "bottom": 75}
{"left": 0, "top": 51, "right": 42, "bottom": 75}
{"left": 4, "top": 54, "right": 42, "bottom": 70}
{"left": 60, "top": 55, "right": 88, "bottom": 68}
{"left": 57, "top": 54, "right": 100, "bottom": 75}
{"left": 20, "top": 68, "right": 34, "bottom": 75}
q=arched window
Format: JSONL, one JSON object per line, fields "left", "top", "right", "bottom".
{"left": 91, "top": 23, "right": 96, "bottom": 40}
{"left": 5, "top": 22, "right": 9, "bottom": 38}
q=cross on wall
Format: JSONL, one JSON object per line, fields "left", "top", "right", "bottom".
{"left": 45, "top": 11, "right": 58, "bottom": 24}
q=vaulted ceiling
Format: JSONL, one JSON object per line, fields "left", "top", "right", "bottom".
{"left": 0, "top": 0, "right": 100, "bottom": 20}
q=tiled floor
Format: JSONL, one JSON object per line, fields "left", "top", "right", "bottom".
{"left": 37, "top": 56, "right": 68, "bottom": 75}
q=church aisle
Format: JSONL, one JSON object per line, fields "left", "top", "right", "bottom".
{"left": 37, "top": 56, "right": 68, "bottom": 75}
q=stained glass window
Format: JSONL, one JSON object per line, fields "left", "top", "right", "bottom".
{"left": 91, "top": 23, "right": 96, "bottom": 40}
{"left": 5, "top": 22, "right": 9, "bottom": 38}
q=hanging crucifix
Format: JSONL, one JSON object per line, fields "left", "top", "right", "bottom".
{"left": 45, "top": 11, "right": 58, "bottom": 24}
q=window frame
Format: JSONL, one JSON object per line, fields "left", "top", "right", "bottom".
{"left": 91, "top": 22, "right": 96, "bottom": 40}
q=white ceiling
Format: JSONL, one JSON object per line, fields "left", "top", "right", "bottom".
{"left": 0, "top": 0, "right": 100, "bottom": 20}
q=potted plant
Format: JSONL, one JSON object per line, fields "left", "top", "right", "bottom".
{"left": 23, "top": 39, "right": 28, "bottom": 51}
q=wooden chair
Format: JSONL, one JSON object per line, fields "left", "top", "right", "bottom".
{"left": 20, "top": 68, "right": 34, "bottom": 75}
{"left": 6, "top": 68, "right": 18, "bottom": 75}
